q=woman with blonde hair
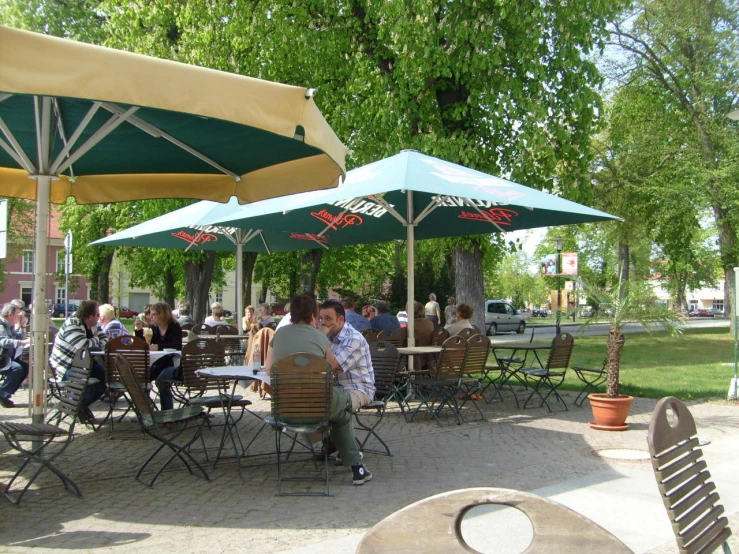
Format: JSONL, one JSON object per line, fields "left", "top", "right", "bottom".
{"left": 242, "top": 305, "right": 258, "bottom": 333}
{"left": 98, "top": 303, "right": 129, "bottom": 338}
{"left": 204, "top": 302, "right": 229, "bottom": 327}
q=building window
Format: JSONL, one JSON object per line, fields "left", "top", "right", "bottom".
{"left": 56, "top": 289, "right": 66, "bottom": 303}
{"left": 215, "top": 291, "right": 223, "bottom": 304}
{"left": 713, "top": 300, "right": 724, "bottom": 313}
{"left": 56, "top": 250, "right": 66, "bottom": 273}
{"left": 22, "top": 250, "right": 34, "bottom": 273}
{"left": 21, "top": 286, "right": 32, "bottom": 307}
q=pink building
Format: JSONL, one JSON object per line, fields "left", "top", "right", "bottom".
{"left": 1, "top": 209, "right": 89, "bottom": 309}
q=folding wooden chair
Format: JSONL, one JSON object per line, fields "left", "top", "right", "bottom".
{"left": 263, "top": 353, "right": 333, "bottom": 496}
{"left": 216, "top": 324, "right": 245, "bottom": 365}
{"left": 0, "top": 348, "right": 91, "bottom": 505}
{"left": 455, "top": 327, "right": 480, "bottom": 339}
{"left": 354, "top": 341, "right": 400, "bottom": 456}
{"left": 496, "top": 326, "right": 536, "bottom": 369}
{"left": 457, "top": 334, "right": 489, "bottom": 422}
{"left": 377, "top": 327, "right": 407, "bottom": 348}
{"left": 410, "top": 335, "right": 468, "bottom": 426}
{"left": 648, "top": 397, "right": 733, "bottom": 554}
{"left": 361, "top": 328, "right": 380, "bottom": 343}
{"left": 521, "top": 333, "right": 574, "bottom": 412}
{"left": 104, "top": 335, "right": 150, "bottom": 435}
{"left": 572, "top": 358, "right": 607, "bottom": 407}
{"left": 193, "top": 323, "right": 216, "bottom": 335}
{"left": 115, "top": 355, "right": 210, "bottom": 488}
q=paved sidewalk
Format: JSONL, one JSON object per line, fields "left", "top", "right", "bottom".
{"left": 0, "top": 387, "right": 737, "bottom": 553}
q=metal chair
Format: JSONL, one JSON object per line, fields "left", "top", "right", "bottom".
{"left": 648, "top": 397, "right": 733, "bottom": 554}
{"left": 115, "top": 355, "right": 210, "bottom": 488}
{"left": 377, "top": 327, "right": 407, "bottom": 348}
{"left": 410, "top": 335, "right": 468, "bottom": 426}
{"left": 496, "top": 326, "right": 536, "bottom": 369}
{"left": 0, "top": 347, "right": 91, "bottom": 505}
{"left": 520, "top": 333, "right": 575, "bottom": 412}
{"left": 263, "top": 353, "right": 333, "bottom": 496}
{"left": 103, "top": 335, "right": 151, "bottom": 435}
{"left": 455, "top": 327, "right": 480, "bottom": 339}
{"left": 361, "top": 328, "right": 381, "bottom": 343}
{"left": 192, "top": 323, "right": 216, "bottom": 335}
{"left": 572, "top": 358, "right": 607, "bottom": 407}
{"left": 353, "top": 341, "right": 400, "bottom": 456}
{"left": 216, "top": 324, "right": 245, "bottom": 365}
{"left": 457, "top": 333, "right": 489, "bottom": 422}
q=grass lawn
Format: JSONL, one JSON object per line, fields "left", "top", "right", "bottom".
{"left": 556, "top": 327, "right": 735, "bottom": 401}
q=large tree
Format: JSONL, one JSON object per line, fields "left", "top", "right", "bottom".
{"left": 609, "top": 0, "right": 739, "bottom": 320}
{"left": 100, "top": 0, "right": 627, "bottom": 324}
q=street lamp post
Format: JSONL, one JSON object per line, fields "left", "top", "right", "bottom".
{"left": 556, "top": 237, "right": 563, "bottom": 335}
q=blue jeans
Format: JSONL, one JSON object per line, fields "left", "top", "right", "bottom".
{"left": 151, "top": 359, "right": 179, "bottom": 410}
{"left": 0, "top": 359, "right": 29, "bottom": 399}
{"left": 64, "top": 360, "right": 106, "bottom": 411}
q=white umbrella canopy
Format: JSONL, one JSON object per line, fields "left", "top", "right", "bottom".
{"left": 0, "top": 25, "right": 349, "bottom": 422}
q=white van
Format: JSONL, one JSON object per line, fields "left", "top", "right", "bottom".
{"left": 484, "top": 300, "right": 526, "bottom": 336}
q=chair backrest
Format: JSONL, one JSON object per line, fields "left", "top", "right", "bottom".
{"left": 647, "top": 397, "right": 732, "bottom": 554}
{"left": 455, "top": 327, "right": 480, "bottom": 339}
{"left": 216, "top": 325, "right": 245, "bottom": 360}
{"left": 377, "top": 327, "right": 407, "bottom": 348}
{"left": 361, "top": 328, "right": 381, "bottom": 343}
{"left": 415, "top": 325, "right": 434, "bottom": 347}
{"left": 57, "top": 347, "right": 92, "bottom": 418}
{"left": 193, "top": 323, "right": 216, "bottom": 335}
{"left": 182, "top": 329, "right": 198, "bottom": 344}
{"left": 461, "top": 334, "right": 491, "bottom": 376}
{"left": 217, "top": 325, "right": 239, "bottom": 336}
{"left": 271, "top": 352, "right": 332, "bottom": 424}
{"left": 180, "top": 339, "right": 227, "bottom": 393}
{"left": 369, "top": 341, "right": 400, "bottom": 400}
{"left": 105, "top": 335, "right": 150, "bottom": 386}
{"left": 431, "top": 327, "right": 450, "bottom": 346}
{"left": 545, "top": 332, "right": 575, "bottom": 370}
{"left": 433, "top": 335, "right": 467, "bottom": 380}
{"left": 115, "top": 354, "right": 157, "bottom": 429}
{"left": 180, "top": 323, "right": 194, "bottom": 331}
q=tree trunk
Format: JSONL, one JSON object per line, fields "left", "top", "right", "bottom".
{"left": 242, "top": 252, "right": 258, "bottom": 308}
{"left": 300, "top": 249, "right": 323, "bottom": 293}
{"left": 453, "top": 240, "right": 484, "bottom": 331}
{"left": 94, "top": 253, "right": 114, "bottom": 303}
{"left": 258, "top": 281, "right": 268, "bottom": 304}
{"left": 605, "top": 329, "right": 626, "bottom": 398}
{"left": 163, "top": 267, "right": 176, "bottom": 307}
{"left": 618, "top": 241, "right": 629, "bottom": 284}
{"left": 185, "top": 251, "right": 216, "bottom": 323}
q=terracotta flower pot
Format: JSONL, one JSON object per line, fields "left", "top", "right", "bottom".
{"left": 588, "top": 393, "right": 634, "bottom": 431}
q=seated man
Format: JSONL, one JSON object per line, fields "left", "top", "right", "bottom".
{"left": 98, "top": 303, "right": 130, "bottom": 338}
{"left": 50, "top": 300, "right": 108, "bottom": 422}
{"left": 257, "top": 303, "right": 277, "bottom": 330}
{"left": 264, "top": 295, "right": 375, "bottom": 486}
{"left": 176, "top": 301, "right": 196, "bottom": 327}
{"left": 0, "top": 303, "right": 31, "bottom": 408}
{"left": 342, "top": 296, "right": 370, "bottom": 331}
{"left": 371, "top": 300, "right": 400, "bottom": 331}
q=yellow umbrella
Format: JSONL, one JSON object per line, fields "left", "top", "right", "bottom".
{"left": 0, "top": 25, "right": 349, "bottom": 422}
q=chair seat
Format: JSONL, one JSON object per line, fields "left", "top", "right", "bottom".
{"left": 189, "top": 395, "right": 252, "bottom": 408}
{"left": 0, "top": 422, "right": 65, "bottom": 437}
{"left": 497, "top": 356, "right": 524, "bottom": 364}
{"left": 522, "top": 368, "right": 565, "bottom": 377}
{"left": 143, "top": 406, "right": 204, "bottom": 426}
{"left": 263, "top": 416, "right": 327, "bottom": 435}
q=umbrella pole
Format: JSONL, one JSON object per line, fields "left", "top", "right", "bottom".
{"left": 30, "top": 175, "right": 51, "bottom": 424}
{"left": 407, "top": 191, "right": 415, "bottom": 368}
{"left": 236, "top": 239, "right": 244, "bottom": 333}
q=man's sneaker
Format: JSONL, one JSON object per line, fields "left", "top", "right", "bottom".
{"left": 0, "top": 396, "right": 15, "bottom": 408}
{"left": 78, "top": 408, "right": 96, "bottom": 424}
{"left": 351, "top": 464, "right": 372, "bottom": 485}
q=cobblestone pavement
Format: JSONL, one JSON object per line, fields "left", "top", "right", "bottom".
{"left": 0, "top": 386, "right": 737, "bottom": 553}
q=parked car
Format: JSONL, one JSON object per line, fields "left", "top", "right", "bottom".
{"left": 531, "top": 309, "right": 550, "bottom": 318}
{"left": 268, "top": 302, "right": 287, "bottom": 317}
{"left": 484, "top": 300, "right": 526, "bottom": 336}
{"left": 51, "top": 302, "right": 80, "bottom": 318}
{"left": 689, "top": 309, "right": 712, "bottom": 317}
{"left": 116, "top": 306, "right": 139, "bottom": 318}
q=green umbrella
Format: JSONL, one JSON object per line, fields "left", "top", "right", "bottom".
{"left": 0, "top": 25, "right": 348, "bottom": 422}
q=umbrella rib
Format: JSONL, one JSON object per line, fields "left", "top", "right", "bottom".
{"left": 51, "top": 98, "right": 76, "bottom": 180}
{"left": 0, "top": 93, "right": 11, "bottom": 103}
{"left": 366, "top": 195, "right": 408, "bottom": 225}
{"left": 462, "top": 198, "right": 506, "bottom": 233}
{"left": 55, "top": 106, "right": 140, "bottom": 174}
{"left": 257, "top": 231, "right": 272, "bottom": 255}
{"left": 99, "top": 102, "right": 240, "bottom": 180}
{"left": 0, "top": 119, "right": 36, "bottom": 173}
{"left": 49, "top": 102, "right": 102, "bottom": 174}
{"left": 413, "top": 196, "right": 445, "bottom": 225}
{"left": 34, "top": 96, "right": 52, "bottom": 173}
{"left": 316, "top": 206, "right": 351, "bottom": 237}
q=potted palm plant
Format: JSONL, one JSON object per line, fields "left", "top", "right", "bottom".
{"left": 582, "top": 277, "right": 683, "bottom": 430}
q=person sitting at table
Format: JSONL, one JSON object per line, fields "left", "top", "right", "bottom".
{"left": 371, "top": 300, "right": 400, "bottom": 331}
{"left": 397, "top": 305, "right": 408, "bottom": 328}
{"left": 275, "top": 301, "right": 292, "bottom": 331}
{"left": 134, "top": 302, "right": 182, "bottom": 410}
{"left": 257, "top": 303, "right": 277, "bottom": 330}
{"left": 265, "top": 294, "right": 374, "bottom": 485}
{"left": 204, "top": 302, "right": 229, "bottom": 327}
{"left": 242, "top": 305, "right": 259, "bottom": 334}
{"left": 342, "top": 296, "right": 370, "bottom": 331}
{"left": 0, "top": 303, "right": 30, "bottom": 408}
{"left": 411, "top": 301, "right": 435, "bottom": 369}
{"left": 50, "top": 300, "right": 108, "bottom": 422}
{"left": 98, "top": 303, "right": 129, "bottom": 339}
{"left": 176, "top": 301, "right": 196, "bottom": 327}
{"left": 446, "top": 303, "right": 474, "bottom": 336}
{"left": 362, "top": 305, "right": 377, "bottom": 321}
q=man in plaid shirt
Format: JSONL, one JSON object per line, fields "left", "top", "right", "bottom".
{"left": 317, "top": 299, "right": 375, "bottom": 484}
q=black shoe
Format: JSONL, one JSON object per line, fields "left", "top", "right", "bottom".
{"left": 313, "top": 440, "right": 337, "bottom": 461}
{"left": 78, "top": 408, "right": 95, "bottom": 424}
{"left": 0, "top": 397, "right": 15, "bottom": 408}
{"left": 352, "top": 464, "right": 373, "bottom": 485}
